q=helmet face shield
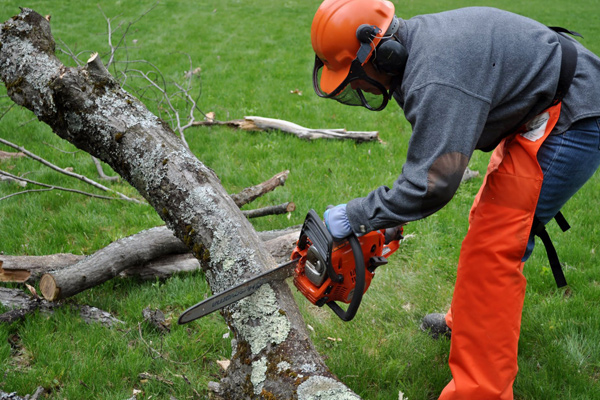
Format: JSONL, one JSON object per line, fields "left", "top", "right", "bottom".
{"left": 313, "top": 56, "right": 389, "bottom": 111}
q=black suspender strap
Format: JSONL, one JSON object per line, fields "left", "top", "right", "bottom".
{"left": 531, "top": 212, "right": 571, "bottom": 288}
{"left": 531, "top": 27, "right": 580, "bottom": 286}
{"left": 553, "top": 211, "right": 571, "bottom": 232}
{"left": 548, "top": 27, "right": 582, "bottom": 105}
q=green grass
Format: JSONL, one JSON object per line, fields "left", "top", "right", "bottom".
{"left": 1, "top": 0, "right": 599, "bottom": 399}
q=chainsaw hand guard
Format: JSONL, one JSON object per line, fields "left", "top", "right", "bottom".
{"left": 326, "top": 234, "right": 365, "bottom": 321}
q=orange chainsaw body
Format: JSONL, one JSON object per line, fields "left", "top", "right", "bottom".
{"left": 291, "top": 229, "right": 400, "bottom": 306}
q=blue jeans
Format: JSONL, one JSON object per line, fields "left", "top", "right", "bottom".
{"left": 523, "top": 116, "right": 600, "bottom": 260}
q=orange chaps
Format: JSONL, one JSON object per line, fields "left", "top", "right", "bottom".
{"left": 439, "top": 103, "right": 562, "bottom": 400}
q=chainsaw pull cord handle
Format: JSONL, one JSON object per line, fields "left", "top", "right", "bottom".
{"left": 326, "top": 234, "right": 366, "bottom": 322}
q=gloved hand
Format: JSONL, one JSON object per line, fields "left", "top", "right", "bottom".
{"left": 323, "top": 204, "right": 353, "bottom": 239}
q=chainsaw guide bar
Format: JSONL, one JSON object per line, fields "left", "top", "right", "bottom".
{"left": 177, "top": 258, "right": 298, "bottom": 324}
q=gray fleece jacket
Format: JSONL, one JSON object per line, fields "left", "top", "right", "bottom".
{"left": 346, "top": 6, "right": 600, "bottom": 234}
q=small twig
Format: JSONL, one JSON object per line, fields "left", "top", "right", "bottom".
{"left": 123, "top": 68, "right": 191, "bottom": 148}
{"left": 91, "top": 156, "right": 120, "bottom": 181}
{"left": 99, "top": 1, "right": 160, "bottom": 69}
{"left": 137, "top": 323, "right": 208, "bottom": 365}
{"left": 0, "top": 170, "right": 121, "bottom": 201}
{"left": 0, "top": 102, "right": 15, "bottom": 122}
{"left": 42, "top": 142, "right": 80, "bottom": 154}
{"left": 0, "top": 188, "right": 54, "bottom": 201}
{"left": 18, "top": 117, "right": 39, "bottom": 127}
{"left": 56, "top": 38, "right": 87, "bottom": 67}
{"left": 138, "top": 372, "right": 174, "bottom": 386}
{"left": 180, "top": 374, "right": 203, "bottom": 398}
{"left": 0, "top": 137, "right": 142, "bottom": 203}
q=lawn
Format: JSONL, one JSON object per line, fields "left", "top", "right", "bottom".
{"left": 0, "top": 0, "right": 599, "bottom": 399}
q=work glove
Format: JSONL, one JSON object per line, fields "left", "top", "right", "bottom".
{"left": 323, "top": 204, "right": 353, "bottom": 239}
{"left": 384, "top": 225, "right": 404, "bottom": 244}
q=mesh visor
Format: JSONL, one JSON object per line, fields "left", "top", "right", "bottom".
{"left": 313, "top": 57, "right": 389, "bottom": 111}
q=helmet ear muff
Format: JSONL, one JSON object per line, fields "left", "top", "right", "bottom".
{"left": 356, "top": 24, "right": 380, "bottom": 43}
{"left": 373, "top": 39, "right": 408, "bottom": 76}
{"left": 355, "top": 18, "right": 408, "bottom": 76}
{"left": 355, "top": 24, "right": 381, "bottom": 63}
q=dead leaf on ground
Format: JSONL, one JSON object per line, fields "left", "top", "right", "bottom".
{"left": 205, "top": 111, "right": 216, "bottom": 122}
{"left": 216, "top": 359, "right": 231, "bottom": 371}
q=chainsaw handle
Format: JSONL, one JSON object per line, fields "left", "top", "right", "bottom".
{"left": 326, "top": 234, "right": 365, "bottom": 322}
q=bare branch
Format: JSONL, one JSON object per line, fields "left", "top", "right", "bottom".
{"left": 98, "top": 2, "right": 160, "bottom": 70}
{"left": 56, "top": 38, "right": 86, "bottom": 66}
{"left": 42, "top": 141, "right": 80, "bottom": 154}
{"left": 0, "top": 102, "right": 15, "bottom": 122}
{"left": 0, "top": 188, "right": 54, "bottom": 201}
{"left": 0, "top": 169, "right": 122, "bottom": 201}
{"left": 0, "top": 137, "right": 143, "bottom": 203}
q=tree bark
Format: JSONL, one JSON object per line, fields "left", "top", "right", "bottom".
{"left": 0, "top": 9, "right": 359, "bottom": 399}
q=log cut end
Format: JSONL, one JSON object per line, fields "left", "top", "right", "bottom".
{"left": 86, "top": 52, "right": 111, "bottom": 79}
{"left": 40, "top": 273, "right": 60, "bottom": 301}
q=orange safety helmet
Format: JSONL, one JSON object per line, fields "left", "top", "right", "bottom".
{"left": 311, "top": 0, "right": 396, "bottom": 94}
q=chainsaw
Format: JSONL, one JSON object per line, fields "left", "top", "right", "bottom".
{"left": 178, "top": 209, "right": 403, "bottom": 324}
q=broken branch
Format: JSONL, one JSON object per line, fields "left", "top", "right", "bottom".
{"left": 194, "top": 116, "right": 381, "bottom": 143}
{"left": 230, "top": 170, "right": 289, "bottom": 207}
{"left": 0, "top": 169, "right": 122, "bottom": 201}
{"left": 242, "top": 202, "right": 296, "bottom": 219}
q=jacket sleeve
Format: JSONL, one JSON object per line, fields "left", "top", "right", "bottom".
{"left": 346, "top": 82, "right": 491, "bottom": 233}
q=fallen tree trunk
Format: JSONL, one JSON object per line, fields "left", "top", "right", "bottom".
{"left": 1, "top": 226, "right": 301, "bottom": 284}
{"left": 0, "top": 10, "right": 357, "bottom": 398}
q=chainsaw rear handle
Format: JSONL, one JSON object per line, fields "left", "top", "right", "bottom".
{"left": 326, "top": 234, "right": 365, "bottom": 322}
